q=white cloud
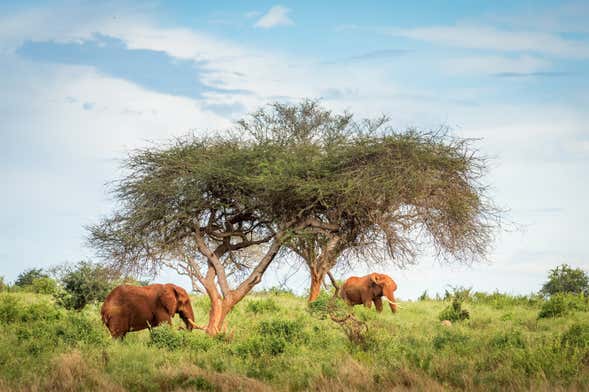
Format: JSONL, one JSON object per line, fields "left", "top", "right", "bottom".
{"left": 442, "top": 55, "right": 550, "bottom": 75}
{"left": 254, "top": 5, "right": 294, "bottom": 29}
{"left": 389, "top": 24, "right": 589, "bottom": 58}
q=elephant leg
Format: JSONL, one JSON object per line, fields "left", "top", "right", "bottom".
{"left": 373, "top": 297, "right": 383, "bottom": 312}
{"left": 362, "top": 294, "right": 372, "bottom": 308}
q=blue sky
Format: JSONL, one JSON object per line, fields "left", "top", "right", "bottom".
{"left": 1, "top": 1, "right": 588, "bottom": 298}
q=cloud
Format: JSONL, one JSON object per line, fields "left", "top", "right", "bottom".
{"left": 17, "top": 33, "right": 220, "bottom": 99}
{"left": 442, "top": 55, "right": 550, "bottom": 76}
{"left": 388, "top": 24, "right": 589, "bottom": 59}
{"left": 254, "top": 6, "right": 293, "bottom": 29}
{"left": 492, "top": 71, "right": 573, "bottom": 78}
{"left": 323, "top": 49, "right": 410, "bottom": 64}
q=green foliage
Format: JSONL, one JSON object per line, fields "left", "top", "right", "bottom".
{"left": 55, "top": 261, "right": 116, "bottom": 310}
{"left": 246, "top": 298, "right": 280, "bottom": 314}
{"left": 541, "top": 264, "right": 589, "bottom": 296}
{"left": 439, "top": 297, "right": 470, "bottom": 322}
{"left": 14, "top": 268, "right": 48, "bottom": 287}
{"left": 29, "top": 277, "right": 59, "bottom": 295}
{"left": 149, "top": 324, "right": 185, "bottom": 351}
{"left": 561, "top": 323, "right": 589, "bottom": 350}
{"left": 418, "top": 290, "right": 430, "bottom": 301}
{"left": 472, "top": 291, "right": 543, "bottom": 309}
{"left": 432, "top": 329, "right": 470, "bottom": 350}
{"left": 538, "top": 293, "right": 589, "bottom": 319}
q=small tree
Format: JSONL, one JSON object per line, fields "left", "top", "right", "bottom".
{"left": 30, "top": 277, "right": 59, "bottom": 295}
{"left": 541, "top": 264, "right": 589, "bottom": 296}
{"left": 14, "top": 268, "right": 48, "bottom": 287}
{"left": 56, "top": 261, "right": 117, "bottom": 310}
{"left": 0, "top": 276, "right": 6, "bottom": 291}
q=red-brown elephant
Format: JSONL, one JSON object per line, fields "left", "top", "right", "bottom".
{"left": 101, "top": 283, "right": 201, "bottom": 338}
{"left": 340, "top": 273, "right": 398, "bottom": 313}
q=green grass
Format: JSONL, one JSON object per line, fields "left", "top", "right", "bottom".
{"left": 0, "top": 290, "right": 588, "bottom": 391}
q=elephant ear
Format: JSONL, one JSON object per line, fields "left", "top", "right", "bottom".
{"left": 369, "top": 273, "right": 381, "bottom": 285}
{"left": 159, "top": 285, "right": 178, "bottom": 315}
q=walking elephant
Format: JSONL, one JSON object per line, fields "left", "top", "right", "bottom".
{"left": 340, "top": 273, "right": 398, "bottom": 313}
{"left": 101, "top": 283, "right": 201, "bottom": 338}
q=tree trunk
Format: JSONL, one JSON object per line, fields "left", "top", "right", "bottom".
{"left": 308, "top": 269, "right": 326, "bottom": 302}
{"left": 205, "top": 297, "right": 233, "bottom": 335}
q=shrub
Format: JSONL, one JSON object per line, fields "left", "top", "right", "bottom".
{"left": 541, "top": 264, "right": 589, "bottom": 296}
{"left": 561, "top": 323, "right": 589, "bottom": 350}
{"left": 258, "top": 318, "right": 306, "bottom": 343}
{"left": 246, "top": 298, "right": 280, "bottom": 314}
{"left": 538, "top": 293, "right": 588, "bottom": 319}
{"left": 14, "top": 268, "right": 48, "bottom": 288}
{"left": 443, "top": 286, "right": 472, "bottom": 302}
{"left": 30, "top": 277, "right": 59, "bottom": 295}
{"left": 418, "top": 290, "right": 430, "bottom": 301}
{"left": 471, "top": 291, "right": 542, "bottom": 308}
{"left": 0, "top": 294, "right": 22, "bottom": 323}
{"left": 432, "top": 329, "right": 470, "bottom": 350}
{"left": 149, "top": 324, "right": 185, "bottom": 351}
{"left": 439, "top": 298, "right": 470, "bottom": 322}
{"left": 55, "top": 261, "right": 116, "bottom": 310}
{"left": 0, "top": 276, "right": 6, "bottom": 292}
{"left": 489, "top": 330, "right": 526, "bottom": 349}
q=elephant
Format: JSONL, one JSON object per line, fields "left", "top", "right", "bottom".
{"left": 101, "top": 283, "right": 201, "bottom": 338}
{"left": 340, "top": 273, "right": 398, "bottom": 313}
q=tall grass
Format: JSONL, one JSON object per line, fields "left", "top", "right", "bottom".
{"left": 0, "top": 291, "right": 588, "bottom": 391}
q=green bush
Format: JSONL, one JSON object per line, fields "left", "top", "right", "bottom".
{"left": 561, "top": 323, "right": 589, "bottom": 350}
{"left": 439, "top": 298, "right": 470, "bottom": 322}
{"left": 246, "top": 298, "right": 280, "bottom": 314}
{"left": 489, "top": 330, "right": 526, "bottom": 349}
{"left": 30, "top": 277, "right": 59, "bottom": 295}
{"left": 538, "top": 293, "right": 589, "bottom": 319}
{"left": 258, "top": 318, "right": 306, "bottom": 343}
{"left": 472, "top": 291, "right": 543, "bottom": 309}
{"left": 14, "top": 268, "right": 48, "bottom": 288}
{"left": 0, "top": 276, "right": 6, "bottom": 292}
{"left": 0, "top": 294, "right": 21, "bottom": 323}
{"left": 149, "top": 324, "right": 185, "bottom": 351}
{"left": 55, "top": 261, "right": 116, "bottom": 310}
{"left": 432, "top": 329, "right": 470, "bottom": 350}
{"left": 541, "top": 264, "right": 589, "bottom": 296}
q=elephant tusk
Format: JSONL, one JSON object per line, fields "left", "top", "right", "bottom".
{"left": 187, "top": 318, "right": 205, "bottom": 330}
{"left": 382, "top": 297, "right": 403, "bottom": 308}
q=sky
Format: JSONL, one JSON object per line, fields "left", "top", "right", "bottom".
{"left": 1, "top": 0, "right": 588, "bottom": 299}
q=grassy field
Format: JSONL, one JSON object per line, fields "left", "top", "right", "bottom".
{"left": 0, "top": 290, "right": 588, "bottom": 391}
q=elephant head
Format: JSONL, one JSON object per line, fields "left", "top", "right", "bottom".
{"left": 159, "top": 284, "right": 199, "bottom": 330}
{"left": 369, "top": 273, "right": 398, "bottom": 313}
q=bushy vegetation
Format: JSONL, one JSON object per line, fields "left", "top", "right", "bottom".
{"left": 14, "top": 268, "right": 49, "bottom": 288}
{"left": 538, "top": 293, "right": 589, "bottom": 319}
{"left": 541, "top": 264, "right": 589, "bottom": 296}
{"left": 1, "top": 290, "right": 588, "bottom": 391}
{"left": 54, "top": 261, "right": 117, "bottom": 310}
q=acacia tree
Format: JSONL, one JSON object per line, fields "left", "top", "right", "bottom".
{"left": 88, "top": 130, "right": 341, "bottom": 335}
{"left": 238, "top": 102, "right": 500, "bottom": 301}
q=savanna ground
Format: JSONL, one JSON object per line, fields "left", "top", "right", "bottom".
{"left": 1, "top": 289, "right": 588, "bottom": 391}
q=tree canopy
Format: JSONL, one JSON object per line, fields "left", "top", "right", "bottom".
{"left": 88, "top": 100, "right": 500, "bottom": 333}
{"left": 541, "top": 264, "right": 589, "bottom": 296}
